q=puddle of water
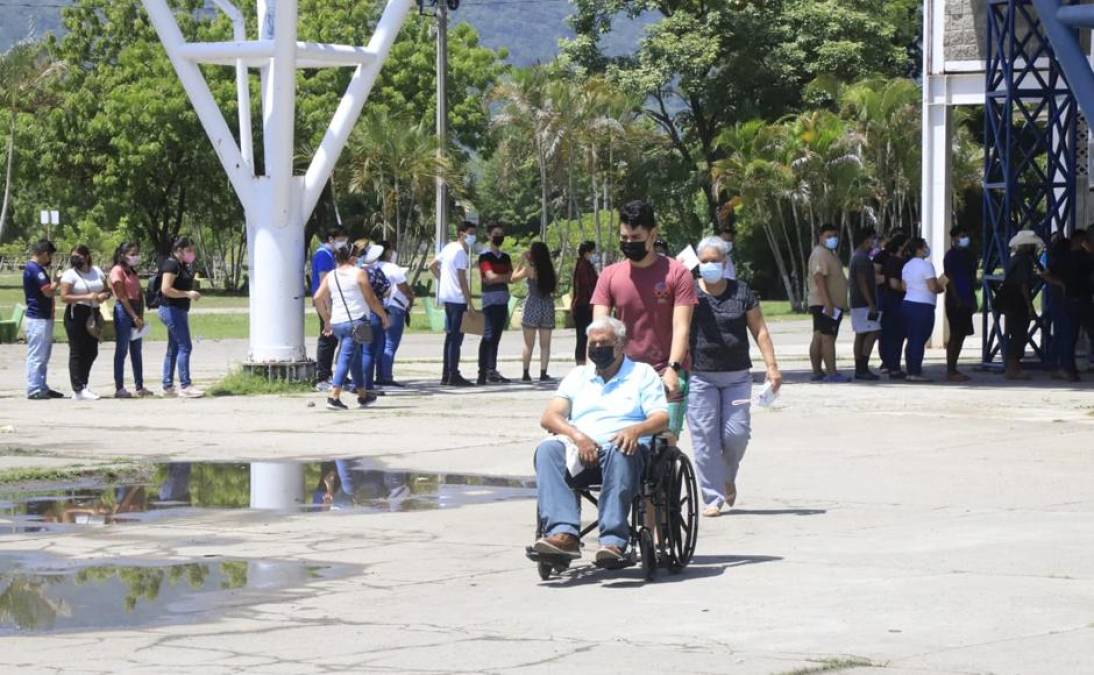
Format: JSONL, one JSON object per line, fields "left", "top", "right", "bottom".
{"left": 0, "top": 555, "right": 348, "bottom": 634}
{"left": 0, "top": 460, "right": 536, "bottom": 532}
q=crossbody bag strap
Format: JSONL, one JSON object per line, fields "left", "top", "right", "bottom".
{"left": 331, "top": 267, "right": 359, "bottom": 323}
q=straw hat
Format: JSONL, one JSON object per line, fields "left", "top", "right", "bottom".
{"left": 1008, "top": 230, "right": 1045, "bottom": 251}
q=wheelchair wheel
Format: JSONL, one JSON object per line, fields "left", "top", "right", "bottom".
{"left": 537, "top": 561, "right": 553, "bottom": 581}
{"left": 639, "top": 528, "right": 657, "bottom": 581}
{"left": 665, "top": 450, "right": 699, "bottom": 572}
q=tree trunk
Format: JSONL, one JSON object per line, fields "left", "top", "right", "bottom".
{"left": 537, "top": 144, "right": 549, "bottom": 240}
{"left": 0, "top": 109, "right": 16, "bottom": 243}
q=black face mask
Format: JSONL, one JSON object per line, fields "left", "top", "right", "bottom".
{"left": 588, "top": 344, "right": 617, "bottom": 370}
{"left": 620, "top": 240, "right": 648, "bottom": 262}
{"left": 70, "top": 255, "right": 85, "bottom": 270}
{"left": 492, "top": 235, "right": 505, "bottom": 247}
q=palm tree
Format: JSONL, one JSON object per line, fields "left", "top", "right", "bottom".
{"left": 0, "top": 41, "right": 65, "bottom": 241}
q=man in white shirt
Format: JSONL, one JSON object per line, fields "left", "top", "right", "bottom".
{"left": 430, "top": 221, "right": 477, "bottom": 386}
{"left": 532, "top": 317, "right": 669, "bottom": 566}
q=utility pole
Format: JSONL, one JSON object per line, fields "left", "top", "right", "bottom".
{"left": 434, "top": 0, "right": 449, "bottom": 254}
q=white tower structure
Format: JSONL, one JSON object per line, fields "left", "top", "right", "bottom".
{"left": 140, "top": 0, "right": 415, "bottom": 376}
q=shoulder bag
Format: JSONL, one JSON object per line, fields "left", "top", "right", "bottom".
{"left": 332, "top": 268, "right": 373, "bottom": 344}
{"left": 79, "top": 271, "right": 105, "bottom": 340}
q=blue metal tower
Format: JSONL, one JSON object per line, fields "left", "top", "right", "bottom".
{"left": 982, "top": 0, "right": 1078, "bottom": 367}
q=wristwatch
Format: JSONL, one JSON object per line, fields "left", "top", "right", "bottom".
{"left": 669, "top": 361, "right": 684, "bottom": 373}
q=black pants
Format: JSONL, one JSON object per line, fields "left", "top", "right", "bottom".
{"left": 572, "top": 304, "right": 593, "bottom": 364}
{"left": 64, "top": 304, "right": 99, "bottom": 392}
{"left": 1003, "top": 306, "right": 1030, "bottom": 363}
{"left": 315, "top": 307, "right": 338, "bottom": 382}
{"left": 478, "top": 303, "right": 508, "bottom": 373}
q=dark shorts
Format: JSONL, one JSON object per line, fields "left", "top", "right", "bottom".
{"left": 809, "top": 305, "right": 843, "bottom": 337}
{"left": 945, "top": 302, "right": 975, "bottom": 338}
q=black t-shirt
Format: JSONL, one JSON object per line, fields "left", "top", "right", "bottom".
{"left": 689, "top": 280, "right": 758, "bottom": 373}
{"left": 1054, "top": 247, "right": 1093, "bottom": 301}
{"left": 848, "top": 251, "right": 876, "bottom": 309}
{"left": 882, "top": 255, "right": 907, "bottom": 303}
{"left": 159, "top": 257, "right": 194, "bottom": 311}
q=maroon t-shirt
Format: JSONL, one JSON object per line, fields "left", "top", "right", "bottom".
{"left": 590, "top": 256, "right": 697, "bottom": 372}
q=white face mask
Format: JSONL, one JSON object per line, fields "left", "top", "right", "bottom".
{"left": 333, "top": 238, "right": 349, "bottom": 250}
{"left": 125, "top": 255, "right": 141, "bottom": 267}
{"left": 957, "top": 236, "right": 971, "bottom": 248}
{"left": 464, "top": 234, "right": 477, "bottom": 246}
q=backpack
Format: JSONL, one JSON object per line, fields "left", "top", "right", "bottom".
{"left": 145, "top": 270, "right": 164, "bottom": 309}
{"left": 367, "top": 265, "right": 391, "bottom": 301}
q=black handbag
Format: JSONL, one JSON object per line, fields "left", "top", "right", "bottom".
{"left": 78, "top": 273, "right": 105, "bottom": 340}
{"left": 332, "top": 268, "right": 373, "bottom": 344}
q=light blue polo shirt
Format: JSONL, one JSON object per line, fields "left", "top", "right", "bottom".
{"left": 554, "top": 357, "right": 668, "bottom": 446}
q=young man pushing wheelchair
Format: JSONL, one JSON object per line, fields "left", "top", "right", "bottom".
{"left": 532, "top": 316, "right": 669, "bottom": 567}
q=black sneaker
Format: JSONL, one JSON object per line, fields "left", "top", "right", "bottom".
{"left": 888, "top": 370, "right": 907, "bottom": 380}
{"left": 539, "top": 372, "right": 555, "bottom": 383}
{"left": 376, "top": 379, "right": 405, "bottom": 388}
{"left": 356, "top": 396, "right": 372, "bottom": 409}
{"left": 476, "top": 372, "right": 488, "bottom": 386}
{"left": 488, "top": 371, "right": 511, "bottom": 384}
{"left": 855, "top": 371, "right": 880, "bottom": 381}
{"left": 47, "top": 389, "right": 65, "bottom": 399}
{"left": 28, "top": 391, "right": 50, "bottom": 400}
{"left": 449, "top": 374, "right": 475, "bottom": 387}
{"left": 522, "top": 371, "right": 532, "bottom": 383}
{"left": 326, "top": 398, "right": 348, "bottom": 411}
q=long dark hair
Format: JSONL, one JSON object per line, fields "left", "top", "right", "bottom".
{"left": 113, "top": 241, "right": 139, "bottom": 268}
{"left": 528, "top": 242, "right": 556, "bottom": 295}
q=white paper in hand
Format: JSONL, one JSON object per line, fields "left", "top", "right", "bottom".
{"left": 556, "top": 436, "right": 586, "bottom": 477}
{"left": 754, "top": 380, "right": 779, "bottom": 407}
{"left": 676, "top": 245, "right": 700, "bottom": 271}
{"left": 131, "top": 325, "right": 151, "bottom": 342}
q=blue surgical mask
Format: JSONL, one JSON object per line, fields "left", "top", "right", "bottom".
{"left": 698, "top": 262, "right": 723, "bottom": 283}
{"left": 464, "top": 234, "right": 476, "bottom": 247}
{"left": 824, "top": 236, "right": 839, "bottom": 250}
{"left": 957, "top": 236, "right": 970, "bottom": 248}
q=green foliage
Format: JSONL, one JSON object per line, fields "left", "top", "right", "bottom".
{"left": 207, "top": 370, "right": 315, "bottom": 397}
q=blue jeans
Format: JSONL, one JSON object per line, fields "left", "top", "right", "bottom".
{"left": 443, "top": 302, "right": 467, "bottom": 379}
{"left": 331, "top": 320, "right": 365, "bottom": 390}
{"left": 361, "top": 313, "right": 384, "bottom": 390}
{"left": 1055, "top": 300, "right": 1094, "bottom": 374}
{"left": 534, "top": 438, "right": 646, "bottom": 550}
{"left": 477, "top": 303, "right": 508, "bottom": 373}
{"left": 113, "top": 304, "right": 144, "bottom": 391}
{"left": 901, "top": 300, "right": 935, "bottom": 376}
{"left": 25, "top": 317, "right": 54, "bottom": 396}
{"left": 379, "top": 306, "right": 407, "bottom": 382}
{"left": 158, "top": 305, "right": 192, "bottom": 389}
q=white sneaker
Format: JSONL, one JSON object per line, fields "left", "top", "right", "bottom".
{"left": 115, "top": 389, "right": 133, "bottom": 399}
{"left": 73, "top": 389, "right": 100, "bottom": 401}
{"left": 179, "top": 386, "right": 205, "bottom": 399}
{"left": 162, "top": 387, "right": 178, "bottom": 398}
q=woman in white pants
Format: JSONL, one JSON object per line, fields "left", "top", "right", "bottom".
{"left": 686, "top": 237, "right": 782, "bottom": 516}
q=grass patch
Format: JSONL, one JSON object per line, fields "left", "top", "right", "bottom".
{"left": 778, "top": 657, "right": 877, "bottom": 675}
{"left": 207, "top": 370, "right": 315, "bottom": 397}
{"left": 0, "top": 447, "right": 53, "bottom": 457}
{"left": 0, "top": 462, "right": 141, "bottom": 485}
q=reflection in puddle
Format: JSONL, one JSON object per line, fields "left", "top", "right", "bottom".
{"left": 0, "top": 460, "right": 536, "bottom": 532}
{"left": 0, "top": 557, "right": 346, "bottom": 634}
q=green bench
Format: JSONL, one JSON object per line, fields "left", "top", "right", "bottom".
{"left": 0, "top": 303, "right": 26, "bottom": 343}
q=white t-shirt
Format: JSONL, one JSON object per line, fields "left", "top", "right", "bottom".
{"left": 328, "top": 267, "right": 371, "bottom": 325}
{"left": 902, "top": 257, "right": 938, "bottom": 306}
{"left": 380, "top": 261, "right": 409, "bottom": 309}
{"left": 436, "top": 241, "right": 469, "bottom": 304}
{"left": 61, "top": 266, "right": 106, "bottom": 307}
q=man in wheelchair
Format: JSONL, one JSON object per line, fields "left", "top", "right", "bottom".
{"left": 532, "top": 316, "right": 669, "bottom": 567}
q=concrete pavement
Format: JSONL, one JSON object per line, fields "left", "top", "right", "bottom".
{"left": 0, "top": 321, "right": 1092, "bottom": 673}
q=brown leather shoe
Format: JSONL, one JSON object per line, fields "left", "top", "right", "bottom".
{"left": 724, "top": 481, "right": 738, "bottom": 508}
{"left": 594, "top": 545, "right": 625, "bottom": 567}
{"left": 534, "top": 533, "right": 580, "bottom": 558}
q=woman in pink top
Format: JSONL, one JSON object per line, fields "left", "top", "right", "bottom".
{"left": 110, "top": 242, "right": 153, "bottom": 398}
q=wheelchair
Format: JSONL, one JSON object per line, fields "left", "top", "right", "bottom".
{"left": 525, "top": 434, "right": 699, "bottom": 581}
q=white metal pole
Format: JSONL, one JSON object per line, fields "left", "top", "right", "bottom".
{"left": 249, "top": 461, "right": 304, "bottom": 509}
{"left": 211, "top": 0, "right": 253, "bottom": 169}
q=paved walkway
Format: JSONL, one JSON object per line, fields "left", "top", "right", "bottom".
{"left": 0, "top": 321, "right": 1092, "bottom": 673}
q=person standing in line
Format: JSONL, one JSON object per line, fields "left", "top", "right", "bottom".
{"left": 516, "top": 241, "right": 558, "bottom": 382}
{"left": 899, "top": 237, "right": 947, "bottom": 382}
{"left": 570, "top": 241, "right": 599, "bottom": 365}
{"left": 376, "top": 241, "right": 414, "bottom": 387}
{"left": 848, "top": 227, "right": 881, "bottom": 381}
{"left": 997, "top": 230, "right": 1044, "bottom": 380}
{"left": 592, "top": 200, "right": 697, "bottom": 438}
{"left": 313, "top": 243, "right": 390, "bottom": 410}
{"left": 60, "top": 245, "right": 110, "bottom": 400}
{"left": 1056, "top": 231, "right": 1094, "bottom": 380}
{"left": 23, "top": 239, "right": 64, "bottom": 400}
{"left": 807, "top": 224, "right": 850, "bottom": 383}
{"left": 109, "top": 242, "right": 153, "bottom": 398}
{"left": 430, "top": 221, "right": 477, "bottom": 386}
{"left": 476, "top": 223, "right": 514, "bottom": 384}
{"left": 355, "top": 241, "right": 390, "bottom": 399}
{"left": 718, "top": 221, "right": 737, "bottom": 280}
{"left": 311, "top": 226, "right": 348, "bottom": 392}
{"left": 158, "top": 237, "right": 204, "bottom": 398}
{"left": 943, "top": 226, "right": 977, "bottom": 382}
{"left": 878, "top": 232, "right": 909, "bottom": 379}
{"left": 687, "top": 236, "right": 781, "bottom": 516}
